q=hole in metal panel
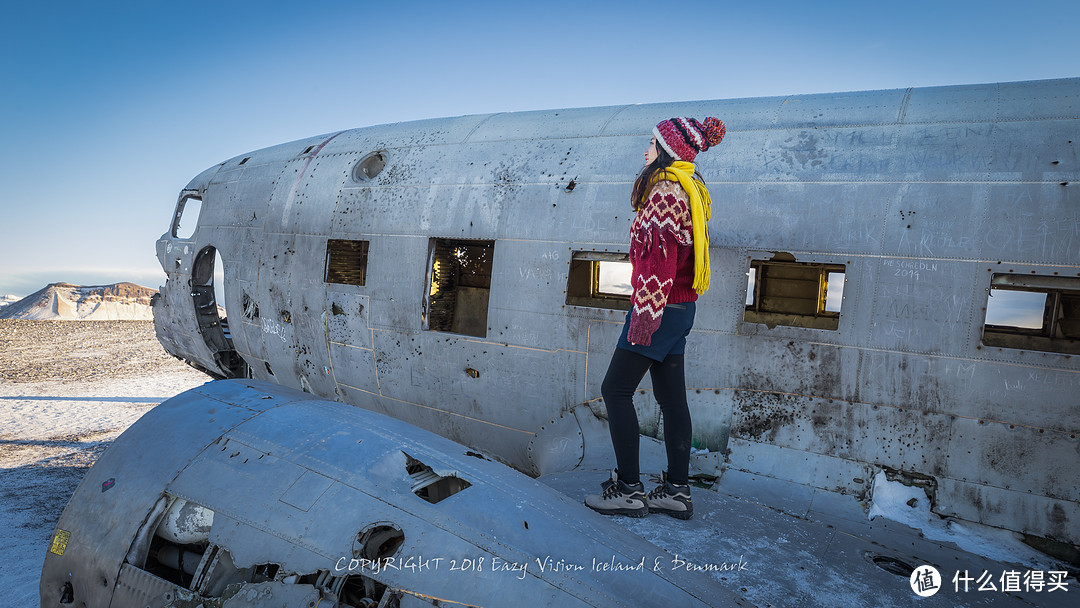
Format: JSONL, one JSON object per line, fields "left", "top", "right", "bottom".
{"left": 59, "top": 581, "right": 74, "bottom": 604}
{"left": 405, "top": 453, "right": 470, "bottom": 504}
{"left": 868, "top": 554, "right": 916, "bottom": 577}
{"left": 354, "top": 524, "right": 405, "bottom": 562}
{"left": 242, "top": 292, "right": 260, "bottom": 320}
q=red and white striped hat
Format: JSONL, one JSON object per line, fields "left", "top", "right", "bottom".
{"left": 653, "top": 116, "right": 726, "bottom": 162}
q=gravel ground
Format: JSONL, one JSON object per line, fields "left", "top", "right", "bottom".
{"left": 0, "top": 320, "right": 209, "bottom": 607}
{"left": 0, "top": 319, "right": 191, "bottom": 383}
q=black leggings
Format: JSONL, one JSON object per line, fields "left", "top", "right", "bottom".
{"left": 601, "top": 347, "right": 692, "bottom": 486}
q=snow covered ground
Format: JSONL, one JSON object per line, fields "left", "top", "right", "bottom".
{"left": 0, "top": 321, "right": 207, "bottom": 608}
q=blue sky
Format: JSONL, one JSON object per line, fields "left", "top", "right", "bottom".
{"left": 1, "top": 0, "right": 1077, "bottom": 296}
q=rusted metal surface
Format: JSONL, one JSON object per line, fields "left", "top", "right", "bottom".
{"left": 149, "top": 78, "right": 1078, "bottom": 555}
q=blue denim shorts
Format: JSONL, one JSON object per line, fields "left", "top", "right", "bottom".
{"left": 616, "top": 302, "right": 696, "bottom": 362}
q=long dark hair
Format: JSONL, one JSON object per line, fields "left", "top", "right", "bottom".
{"left": 630, "top": 140, "right": 703, "bottom": 211}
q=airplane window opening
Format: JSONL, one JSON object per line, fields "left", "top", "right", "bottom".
{"left": 597, "top": 261, "right": 632, "bottom": 297}
{"left": 985, "top": 289, "right": 1047, "bottom": 330}
{"left": 982, "top": 273, "right": 1080, "bottom": 354}
{"left": 425, "top": 238, "right": 494, "bottom": 338}
{"left": 325, "top": 239, "right": 369, "bottom": 286}
{"left": 746, "top": 268, "right": 756, "bottom": 306}
{"left": 744, "top": 260, "right": 845, "bottom": 330}
{"left": 352, "top": 151, "right": 387, "bottom": 182}
{"left": 566, "top": 251, "right": 631, "bottom": 310}
{"left": 824, "top": 271, "right": 845, "bottom": 313}
{"left": 172, "top": 195, "right": 202, "bottom": 239}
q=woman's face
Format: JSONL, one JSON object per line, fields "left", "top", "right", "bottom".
{"left": 645, "top": 137, "right": 659, "bottom": 165}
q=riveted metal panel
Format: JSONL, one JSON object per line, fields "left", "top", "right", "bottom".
{"left": 280, "top": 155, "right": 348, "bottom": 236}
{"left": 365, "top": 236, "right": 427, "bottom": 332}
{"left": 464, "top": 106, "right": 625, "bottom": 142}
{"left": 326, "top": 291, "right": 371, "bottom": 347}
{"left": 935, "top": 476, "right": 1080, "bottom": 544}
{"left": 867, "top": 259, "right": 980, "bottom": 355}
{"left": 690, "top": 248, "right": 749, "bottom": 335}
{"left": 893, "top": 123, "right": 996, "bottom": 181}
{"left": 325, "top": 114, "right": 498, "bottom": 152}
{"left": 995, "top": 77, "right": 1080, "bottom": 122}
{"left": 902, "top": 81, "right": 1000, "bottom": 125}
{"left": 724, "top": 437, "right": 872, "bottom": 496}
{"left": 725, "top": 184, "right": 887, "bottom": 255}
{"left": 882, "top": 183, "right": 989, "bottom": 258}
{"left": 769, "top": 88, "right": 911, "bottom": 128}
{"left": 944, "top": 417, "right": 1077, "bottom": 501}
{"left": 979, "top": 183, "right": 1080, "bottom": 264}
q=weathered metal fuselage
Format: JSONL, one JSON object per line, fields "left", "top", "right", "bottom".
{"left": 150, "top": 78, "right": 1079, "bottom": 549}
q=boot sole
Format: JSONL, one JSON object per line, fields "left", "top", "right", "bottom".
{"left": 649, "top": 507, "right": 693, "bottom": 520}
{"left": 587, "top": 505, "right": 649, "bottom": 518}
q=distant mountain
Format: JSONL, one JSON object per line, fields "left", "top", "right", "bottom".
{"left": 0, "top": 282, "right": 157, "bottom": 320}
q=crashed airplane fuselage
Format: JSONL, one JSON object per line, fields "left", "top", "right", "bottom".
{"left": 42, "top": 77, "right": 1079, "bottom": 606}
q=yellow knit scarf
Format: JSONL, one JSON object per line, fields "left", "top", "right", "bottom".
{"left": 648, "top": 160, "right": 712, "bottom": 294}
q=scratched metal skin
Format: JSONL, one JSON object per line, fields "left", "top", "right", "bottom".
{"left": 149, "top": 78, "right": 1078, "bottom": 557}
{"left": 40, "top": 381, "right": 742, "bottom": 607}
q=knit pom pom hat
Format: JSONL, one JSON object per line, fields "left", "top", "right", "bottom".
{"left": 653, "top": 117, "right": 726, "bottom": 162}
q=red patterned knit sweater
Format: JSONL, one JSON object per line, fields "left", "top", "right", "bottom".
{"left": 628, "top": 179, "right": 698, "bottom": 346}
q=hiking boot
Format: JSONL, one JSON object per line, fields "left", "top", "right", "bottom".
{"left": 585, "top": 470, "right": 648, "bottom": 517}
{"left": 646, "top": 472, "right": 693, "bottom": 520}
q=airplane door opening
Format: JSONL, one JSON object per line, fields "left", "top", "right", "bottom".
{"left": 191, "top": 246, "right": 247, "bottom": 378}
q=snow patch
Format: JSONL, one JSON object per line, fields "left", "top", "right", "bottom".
{"left": 0, "top": 370, "right": 208, "bottom": 607}
{"left": 868, "top": 470, "right": 1066, "bottom": 571}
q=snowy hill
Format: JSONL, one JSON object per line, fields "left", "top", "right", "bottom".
{"left": 0, "top": 282, "right": 157, "bottom": 320}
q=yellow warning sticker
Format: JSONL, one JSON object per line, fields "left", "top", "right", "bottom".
{"left": 49, "top": 529, "right": 71, "bottom": 556}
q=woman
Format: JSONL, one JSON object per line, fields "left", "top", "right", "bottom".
{"left": 585, "top": 117, "right": 725, "bottom": 520}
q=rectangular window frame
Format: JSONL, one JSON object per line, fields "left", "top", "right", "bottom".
{"left": 744, "top": 259, "right": 845, "bottom": 330}
{"left": 565, "top": 251, "right": 631, "bottom": 310}
{"left": 982, "top": 273, "right": 1080, "bottom": 355}
{"left": 424, "top": 238, "right": 495, "bottom": 338}
{"left": 324, "top": 239, "right": 370, "bottom": 286}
